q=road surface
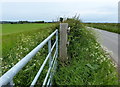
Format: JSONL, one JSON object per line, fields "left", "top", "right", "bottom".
{"left": 87, "top": 27, "right": 118, "bottom": 64}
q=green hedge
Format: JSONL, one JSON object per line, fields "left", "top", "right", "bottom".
{"left": 54, "top": 18, "right": 118, "bottom": 85}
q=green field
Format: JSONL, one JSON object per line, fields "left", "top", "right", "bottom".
{"left": 85, "top": 23, "right": 119, "bottom": 34}
{"left": 2, "top": 23, "right": 55, "bottom": 52}
{"left": 2, "top": 23, "right": 53, "bottom": 35}
{"left": 2, "top": 23, "right": 57, "bottom": 85}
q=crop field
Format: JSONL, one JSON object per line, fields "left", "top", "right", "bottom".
{"left": 2, "top": 23, "right": 57, "bottom": 85}
{"left": 85, "top": 23, "right": 119, "bottom": 34}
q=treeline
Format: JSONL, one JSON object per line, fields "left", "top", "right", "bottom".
{"left": 0, "top": 21, "right": 58, "bottom": 24}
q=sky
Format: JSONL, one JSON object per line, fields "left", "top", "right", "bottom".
{"left": 0, "top": 0, "right": 119, "bottom": 23}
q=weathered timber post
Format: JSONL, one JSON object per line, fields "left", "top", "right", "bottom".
{"left": 59, "top": 23, "right": 68, "bottom": 64}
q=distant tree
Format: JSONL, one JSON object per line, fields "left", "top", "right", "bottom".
{"left": 35, "top": 21, "right": 44, "bottom": 23}
{"left": 18, "top": 21, "right": 23, "bottom": 24}
{"left": 18, "top": 21, "right": 29, "bottom": 24}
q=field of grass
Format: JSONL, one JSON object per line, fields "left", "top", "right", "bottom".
{"left": 2, "top": 23, "right": 53, "bottom": 35}
{"left": 54, "top": 19, "right": 118, "bottom": 85}
{"left": 2, "top": 23, "right": 55, "bottom": 55}
{"left": 85, "top": 23, "right": 119, "bottom": 34}
{"left": 2, "top": 23, "right": 57, "bottom": 86}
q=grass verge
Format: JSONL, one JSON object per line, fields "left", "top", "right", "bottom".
{"left": 85, "top": 23, "right": 119, "bottom": 34}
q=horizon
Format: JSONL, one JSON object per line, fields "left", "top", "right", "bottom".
{"left": 0, "top": 20, "right": 118, "bottom": 23}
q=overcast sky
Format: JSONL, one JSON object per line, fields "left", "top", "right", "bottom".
{"left": 0, "top": 0, "right": 119, "bottom": 23}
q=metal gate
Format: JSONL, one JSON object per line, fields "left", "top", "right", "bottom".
{"left": 0, "top": 29, "right": 58, "bottom": 87}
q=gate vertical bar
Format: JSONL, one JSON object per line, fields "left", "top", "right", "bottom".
{"left": 52, "top": 29, "right": 58, "bottom": 78}
{"left": 55, "top": 30, "right": 58, "bottom": 70}
{"left": 48, "top": 39, "right": 52, "bottom": 86}
{"left": 50, "top": 30, "right": 58, "bottom": 86}
{"left": 56, "top": 30, "right": 58, "bottom": 58}
{"left": 48, "top": 30, "right": 58, "bottom": 86}
{"left": 48, "top": 39, "right": 52, "bottom": 67}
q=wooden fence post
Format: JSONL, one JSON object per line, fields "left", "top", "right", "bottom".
{"left": 59, "top": 23, "right": 68, "bottom": 64}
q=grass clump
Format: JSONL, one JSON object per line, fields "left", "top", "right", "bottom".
{"left": 54, "top": 18, "right": 118, "bottom": 85}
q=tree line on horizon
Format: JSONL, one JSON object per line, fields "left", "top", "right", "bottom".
{"left": 1, "top": 21, "right": 47, "bottom": 24}
{"left": 1, "top": 17, "right": 65, "bottom": 24}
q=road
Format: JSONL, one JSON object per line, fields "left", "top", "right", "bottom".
{"left": 87, "top": 27, "right": 118, "bottom": 64}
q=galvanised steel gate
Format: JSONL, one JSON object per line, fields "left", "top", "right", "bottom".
{"left": 0, "top": 29, "right": 58, "bottom": 87}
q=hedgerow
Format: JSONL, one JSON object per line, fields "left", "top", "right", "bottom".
{"left": 54, "top": 18, "right": 118, "bottom": 85}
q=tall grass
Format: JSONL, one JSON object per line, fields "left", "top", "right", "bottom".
{"left": 54, "top": 18, "right": 118, "bottom": 85}
{"left": 86, "top": 23, "right": 119, "bottom": 34}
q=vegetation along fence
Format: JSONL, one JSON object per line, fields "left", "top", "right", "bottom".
{"left": 0, "top": 29, "right": 59, "bottom": 86}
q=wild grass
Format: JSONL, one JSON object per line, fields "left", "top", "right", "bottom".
{"left": 2, "top": 23, "right": 57, "bottom": 86}
{"left": 54, "top": 19, "right": 118, "bottom": 85}
{"left": 85, "top": 23, "right": 119, "bottom": 34}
